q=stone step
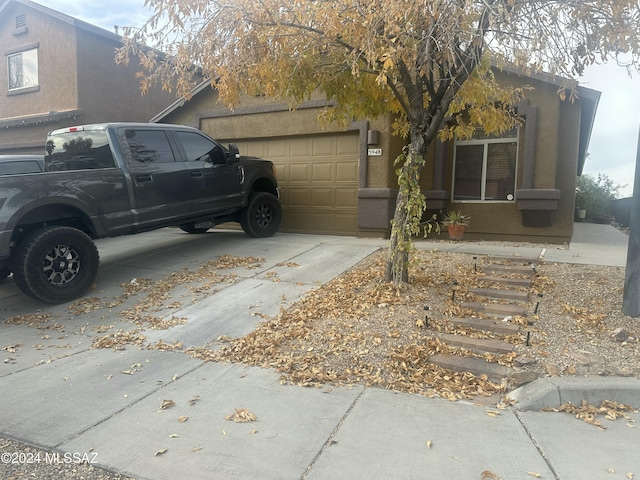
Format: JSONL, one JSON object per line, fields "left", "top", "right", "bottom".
{"left": 480, "top": 264, "right": 535, "bottom": 275}
{"left": 428, "top": 354, "right": 510, "bottom": 383}
{"left": 439, "top": 333, "right": 515, "bottom": 354}
{"left": 468, "top": 287, "right": 529, "bottom": 303}
{"left": 450, "top": 317, "right": 521, "bottom": 335}
{"left": 461, "top": 301, "right": 526, "bottom": 317}
{"left": 477, "top": 275, "right": 533, "bottom": 287}
{"left": 485, "top": 254, "right": 542, "bottom": 265}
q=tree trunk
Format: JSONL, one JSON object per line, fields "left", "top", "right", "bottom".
{"left": 385, "top": 135, "right": 427, "bottom": 285}
{"left": 385, "top": 188, "right": 410, "bottom": 283}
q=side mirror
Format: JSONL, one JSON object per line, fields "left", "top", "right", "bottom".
{"left": 228, "top": 143, "right": 241, "bottom": 163}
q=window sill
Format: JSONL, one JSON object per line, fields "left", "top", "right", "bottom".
{"left": 7, "top": 85, "right": 40, "bottom": 96}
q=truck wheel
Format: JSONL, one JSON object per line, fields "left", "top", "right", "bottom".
{"left": 10, "top": 226, "right": 100, "bottom": 304}
{"left": 0, "top": 265, "right": 11, "bottom": 282}
{"left": 180, "top": 224, "right": 210, "bottom": 234}
{"left": 240, "top": 192, "right": 282, "bottom": 238}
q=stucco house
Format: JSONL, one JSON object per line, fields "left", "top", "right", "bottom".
{"left": 0, "top": 0, "right": 179, "bottom": 155}
{"left": 152, "top": 67, "right": 599, "bottom": 244}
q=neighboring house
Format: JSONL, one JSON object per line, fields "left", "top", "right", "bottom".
{"left": 153, "top": 67, "right": 599, "bottom": 244}
{"left": 0, "top": 0, "right": 180, "bottom": 155}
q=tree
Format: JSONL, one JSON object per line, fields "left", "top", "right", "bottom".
{"left": 117, "top": 0, "right": 640, "bottom": 285}
{"left": 575, "top": 173, "right": 624, "bottom": 222}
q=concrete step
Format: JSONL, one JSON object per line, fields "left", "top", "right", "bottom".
{"left": 468, "top": 287, "right": 529, "bottom": 303}
{"left": 428, "top": 354, "right": 510, "bottom": 383}
{"left": 477, "top": 275, "right": 533, "bottom": 287}
{"left": 439, "top": 333, "right": 515, "bottom": 355}
{"left": 461, "top": 301, "right": 526, "bottom": 317}
{"left": 480, "top": 264, "right": 535, "bottom": 275}
{"left": 485, "top": 254, "right": 542, "bottom": 265}
{"left": 450, "top": 317, "right": 521, "bottom": 335}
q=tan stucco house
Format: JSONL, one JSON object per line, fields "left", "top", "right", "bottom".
{"left": 0, "top": 0, "right": 178, "bottom": 155}
{"left": 152, "top": 67, "right": 599, "bottom": 244}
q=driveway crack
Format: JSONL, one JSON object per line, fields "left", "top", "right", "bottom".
{"left": 300, "top": 386, "right": 366, "bottom": 479}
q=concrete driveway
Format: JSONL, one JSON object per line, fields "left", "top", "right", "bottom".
{"left": 1, "top": 228, "right": 384, "bottom": 368}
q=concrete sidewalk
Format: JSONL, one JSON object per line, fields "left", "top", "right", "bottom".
{"left": 414, "top": 221, "right": 630, "bottom": 267}
{"left": 1, "top": 226, "right": 638, "bottom": 480}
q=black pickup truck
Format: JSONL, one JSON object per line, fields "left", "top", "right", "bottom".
{"left": 0, "top": 123, "right": 281, "bottom": 303}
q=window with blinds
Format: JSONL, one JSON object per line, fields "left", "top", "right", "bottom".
{"left": 452, "top": 128, "right": 518, "bottom": 202}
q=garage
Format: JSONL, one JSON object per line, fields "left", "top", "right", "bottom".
{"left": 230, "top": 132, "right": 360, "bottom": 235}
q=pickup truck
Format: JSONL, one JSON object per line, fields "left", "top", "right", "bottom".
{"left": 0, "top": 122, "right": 281, "bottom": 304}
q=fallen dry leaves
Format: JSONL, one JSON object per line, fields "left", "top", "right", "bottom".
{"left": 92, "top": 329, "right": 146, "bottom": 349}
{"left": 193, "top": 251, "right": 513, "bottom": 400}
{"left": 90, "top": 256, "right": 263, "bottom": 349}
{"left": 75, "top": 249, "right": 637, "bottom": 402}
{"left": 543, "top": 400, "right": 636, "bottom": 429}
{"left": 3, "top": 313, "right": 58, "bottom": 329}
{"left": 225, "top": 408, "right": 257, "bottom": 423}
{"left": 563, "top": 303, "right": 608, "bottom": 333}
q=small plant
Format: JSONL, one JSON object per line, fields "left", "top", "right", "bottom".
{"left": 441, "top": 210, "right": 470, "bottom": 227}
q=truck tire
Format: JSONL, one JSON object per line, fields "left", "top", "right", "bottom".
{"left": 180, "top": 224, "right": 210, "bottom": 234}
{"left": 0, "top": 265, "right": 11, "bottom": 282}
{"left": 240, "top": 192, "right": 282, "bottom": 238}
{"left": 10, "top": 226, "right": 100, "bottom": 304}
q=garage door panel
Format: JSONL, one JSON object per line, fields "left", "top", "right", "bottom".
{"left": 289, "top": 163, "right": 310, "bottom": 182}
{"left": 281, "top": 211, "right": 310, "bottom": 232}
{"left": 334, "top": 214, "right": 357, "bottom": 233}
{"left": 267, "top": 139, "right": 287, "bottom": 158}
{"left": 312, "top": 163, "right": 333, "bottom": 181}
{"left": 311, "top": 188, "right": 333, "bottom": 207}
{"left": 273, "top": 162, "right": 288, "bottom": 182}
{"left": 245, "top": 143, "right": 268, "bottom": 158}
{"left": 336, "top": 162, "right": 358, "bottom": 182}
{"left": 288, "top": 188, "right": 310, "bottom": 207}
{"left": 289, "top": 138, "right": 311, "bottom": 157}
{"left": 336, "top": 188, "right": 357, "bottom": 208}
{"left": 312, "top": 137, "right": 334, "bottom": 156}
{"left": 231, "top": 133, "right": 358, "bottom": 235}
{"left": 337, "top": 135, "right": 359, "bottom": 156}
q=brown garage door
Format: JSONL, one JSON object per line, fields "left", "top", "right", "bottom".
{"left": 232, "top": 133, "right": 359, "bottom": 235}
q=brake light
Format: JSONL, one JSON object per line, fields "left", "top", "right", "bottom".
{"left": 67, "top": 127, "right": 84, "bottom": 132}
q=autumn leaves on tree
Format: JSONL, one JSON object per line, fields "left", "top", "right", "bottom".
{"left": 117, "top": 0, "right": 640, "bottom": 284}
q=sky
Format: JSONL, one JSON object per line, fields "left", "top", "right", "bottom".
{"left": 39, "top": 0, "right": 640, "bottom": 198}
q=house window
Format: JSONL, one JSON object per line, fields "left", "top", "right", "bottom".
{"left": 7, "top": 47, "right": 38, "bottom": 90}
{"left": 452, "top": 128, "right": 518, "bottom": 201}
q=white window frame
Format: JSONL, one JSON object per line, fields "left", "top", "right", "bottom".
{"left": 7, "top": 46, "right": 38, "bottom": 91}
{"left": 452, "top": 128, "right": 519, "bottom": 203}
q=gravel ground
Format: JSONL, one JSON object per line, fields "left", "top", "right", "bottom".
{"left": 2, "top": 244, "right": 638, "bottom": 479}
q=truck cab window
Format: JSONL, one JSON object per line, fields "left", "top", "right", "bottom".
{"left": 44, "top": 132, "right": 115, "bottom": 171}
{"left": 124, "top": 130, "right": 176, "bottom": 163}
{"left": 175, "top": 131, "right": 226, "bottom": 165}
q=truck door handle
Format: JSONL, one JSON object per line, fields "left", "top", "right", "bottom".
{"left": 135, "top": 174, "right": 153, "bottom": 183}
{"left": 190, "top": 171, "right": 203, "bottom": 178}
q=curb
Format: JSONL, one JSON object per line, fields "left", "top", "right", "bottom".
{"left": 508, "top": 377, "right": 640, "bottom": 411}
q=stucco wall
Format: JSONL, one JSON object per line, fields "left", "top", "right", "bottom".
{"left": 1, "top": 3, "right": 79, "bottom": 119}
{"left": 0, "top": 2, "right": 79, "bottom": 152}
{"left": 75, "top": 30, "right": 178, "bottom": 124}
